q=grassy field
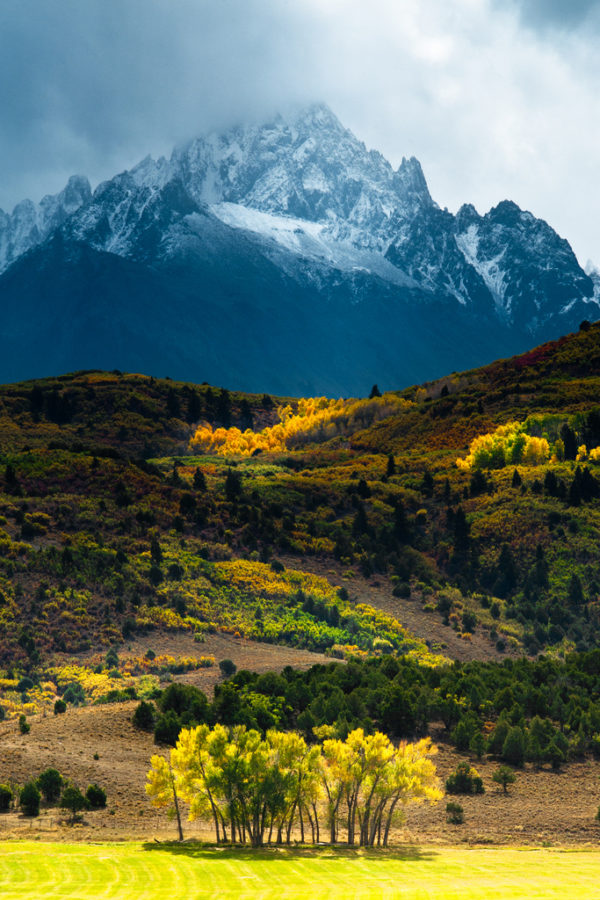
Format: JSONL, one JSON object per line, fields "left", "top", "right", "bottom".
{"left": 1, "top": 842, "right": 600, "bottom": 899}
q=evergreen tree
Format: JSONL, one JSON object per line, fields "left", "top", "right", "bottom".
{"left": 568, "top": 573, "right": 585, "bottom": 608}
{"left": 492, "top": 765, "right": 516, "bottom": 794}
{"left": 239, "top": 399, "right": 254, "bottom": 430}
{"left": 393, "top": 500, "right": 409, "bottom": 542}
{"left": 421, "top": 470, "right": 434, "bottom": 497}
{"left": 501, "top": 726, "right": 526, "bottom": 767}
{"left": 560, "top": 423, "right": 578, "bottom": 461}
{"left": 20, "top": 782, "right": 40, "bottom": 816}
{"left": 216, "top": 389, "right": 231, "bottom": 427}
{"left": 150, "top": 536, "right": 163, "bottom": 565}
{"left": 193, "top": 468, "right": 207, "bottom": 491}
{"left": 60, "top": 785, "right": 90, "bottom": 823}
{"left": 453, "top": 506, "right": 470, "bottom": 554}
{"left": 37, "top": 768, "right": 63, "bottom": 804}
{"left": 166, "top": 388, "right": 181, "bottom": 418}
{"left": 225, "top": 468, "right": 242, "bottom": 502}
{"left": 186, "top": 390, "right": 202, "bottom": 423}
{"left": 494, "top": 544, "right": 518, "bottom": 597}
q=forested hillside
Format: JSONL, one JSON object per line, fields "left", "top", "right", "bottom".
{"left": 1, "top": 322, "right": 600, "bottom": 735}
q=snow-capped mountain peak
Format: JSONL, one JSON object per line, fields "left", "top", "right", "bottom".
{"left": 0, "top": 102, "right": 597, "bottom": 396}
{"left": 0, "top": 174, "right": 91, "bottom": 272}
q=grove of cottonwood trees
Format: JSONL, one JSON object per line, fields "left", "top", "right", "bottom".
{"left": 146, "top": 724, "right": 440, "bottom": 847}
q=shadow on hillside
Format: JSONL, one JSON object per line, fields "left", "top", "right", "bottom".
{"left": 141, "top": 840, "right": 437, "bottom": 863}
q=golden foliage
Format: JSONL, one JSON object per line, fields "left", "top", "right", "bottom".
{"left": 456, "top": 421, "right": 551, "bottom": 470}
{"left": 190, "top": 395, "right": 412, "bottom": 457}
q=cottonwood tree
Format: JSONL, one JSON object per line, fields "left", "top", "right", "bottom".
{"left": 146, "top": 754, "right": 185, "bottom": 841}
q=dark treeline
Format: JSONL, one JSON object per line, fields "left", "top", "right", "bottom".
{"left": 138, "top": 649, "right": 600, "bottom": 770}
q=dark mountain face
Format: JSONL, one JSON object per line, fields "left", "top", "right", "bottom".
{"left": 0, "top": 104, "right": 597, "bottom": 395}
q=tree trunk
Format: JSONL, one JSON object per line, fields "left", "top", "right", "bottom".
{"left": 369, "top": 798, "right": 387, "bottom": 848}
{"left": 286, "top": 800, "right": 297, "bottom": 844}
{"left": 347, "top": 791, "right": 358, "bottom": 846}
{"left": 312, "top": 803, "right": 320, "bottom": 844}
{"left": 168, "top": 762, "right": 184, "bottom": 842}
{"left": 218, "top": 810, "right": 228, "bottom": 843}
{"left": 383, "top": 795, "right": 400, "bottom": 848}
{"left": 306, "top": 806, "right": 315, "bottom": 844}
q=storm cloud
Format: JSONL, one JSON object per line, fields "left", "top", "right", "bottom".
{"left": 0, "top": 0, "right": 598, "bottom": 266}
{"left": 509, "top": 0, "right": 600, "bottom": 30}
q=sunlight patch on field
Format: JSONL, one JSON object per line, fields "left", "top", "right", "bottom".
{"left": 1, "top": 843, "right": 600, "bottom": 899}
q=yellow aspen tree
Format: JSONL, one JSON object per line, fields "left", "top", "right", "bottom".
{"left": 145, "top": 753, "right": 185, "bottom": 841}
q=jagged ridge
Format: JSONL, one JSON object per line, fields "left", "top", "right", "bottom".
{"left": 0, "top": 103, "right": 596, "bottom": 393}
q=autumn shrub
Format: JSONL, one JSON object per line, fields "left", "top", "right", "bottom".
{"left": 85, "top": 784, "right": 107, "bottom": 809}
{"left": 445, "top": 762, "right": 484, "bottom": 795}
{"left": 219, "top": 658, "right": 237, "bottom": 678}
{"left": 446, "top": 801, "right": 464, "bottom": 824}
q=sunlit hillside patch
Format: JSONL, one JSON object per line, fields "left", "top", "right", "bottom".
{"left": 0, "top": 650, "right": 217, "bottom": 720}
{"left": 190, "top": 395, "right": 413, "bottom": 457}
{"left": 127, "top": 552, "right": 446, "bottom": 665}
{"left": 456, "top": 412, "right": 600, "bottom": 471}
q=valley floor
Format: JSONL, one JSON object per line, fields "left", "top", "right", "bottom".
{"left": 1, "top": 700, "right": 600, "bottom": 847}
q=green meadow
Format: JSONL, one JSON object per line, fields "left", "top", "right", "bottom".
{"left": 1, "top": 842, "right": 599, "bottom": 899}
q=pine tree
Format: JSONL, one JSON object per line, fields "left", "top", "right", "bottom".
{"left": 568, "top": 573, "right": 585, "bottom": 608}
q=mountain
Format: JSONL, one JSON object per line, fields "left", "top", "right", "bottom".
{"left": 0, "top": 103, "right": 597, "bottom": 394}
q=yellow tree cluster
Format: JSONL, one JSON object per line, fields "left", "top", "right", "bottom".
{"left": 456, "top": 421, "right": 551, "bottom": 471}
{"left": 147, "top": 724, "right": 440, "bottom": 848}
{"left": 189, "top": 395, "right": 411, "bottom": 457}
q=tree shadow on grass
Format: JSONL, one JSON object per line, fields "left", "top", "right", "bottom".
{"left": 141, "top": 841, "right": 438, "bottom": 863}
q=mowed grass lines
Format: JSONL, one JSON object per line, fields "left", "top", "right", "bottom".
{"left": 1, "top": 843, "right": 600, "bottom": 899}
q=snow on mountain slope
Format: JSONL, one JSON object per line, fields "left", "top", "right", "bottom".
{"left": 166, "top": 104, "right": 434, "bottom": 253}
{"left": 209, "top": 202, "right": 415, "bottom": 286}
{"left": 455, "top": 222, "right": 508, "bottom": 312}
{"left": 0, "top": 175, "right": 91, "bottom": 272}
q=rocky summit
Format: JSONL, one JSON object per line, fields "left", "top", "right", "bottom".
{"left": 0, "top": 103, "right": 597, "bottom": 395}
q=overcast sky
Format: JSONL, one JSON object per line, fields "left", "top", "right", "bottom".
{"left": 1, "top": 0, "right": 599, "bottom": 266}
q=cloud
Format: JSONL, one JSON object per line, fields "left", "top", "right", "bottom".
{"left": 0, "top": 0, "right": 598, "bottom": 265}
{"left": 507, "top": 0, "right": 600, "bottom": 31}
{"left": 0, "top": 0, "right": 319, "bottom": 204}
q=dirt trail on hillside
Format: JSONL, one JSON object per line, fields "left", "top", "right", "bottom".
{"left": 87, "top": 632, "right": 332, "bottom": 697}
